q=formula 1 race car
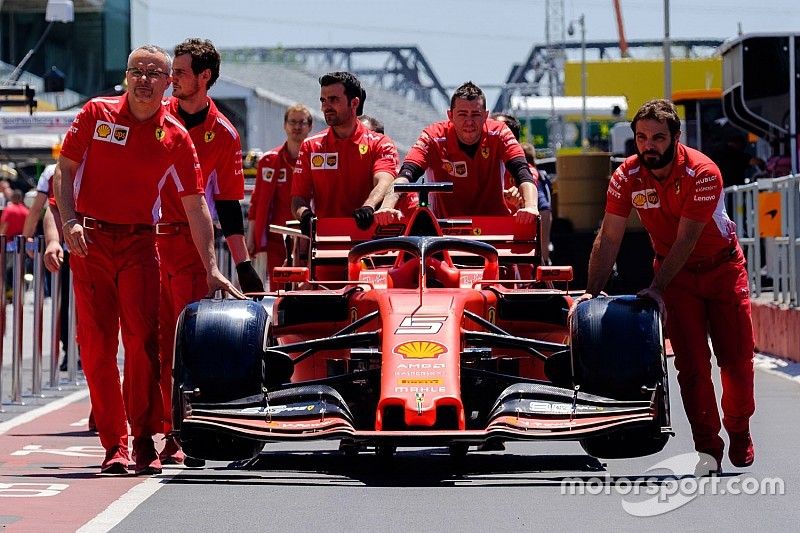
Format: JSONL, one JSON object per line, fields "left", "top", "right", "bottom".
{"left": 172, "top": 183, "right": 672, "bottom": 463}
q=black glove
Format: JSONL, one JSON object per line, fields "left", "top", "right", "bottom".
{"left": 299, "top": 209, "right": 315, "bottom": 237}
{"left": 236, "top": 260, "right": 265, "bottom": 294}
{"left": 353, "top": 205, "right": 375, "bottom": 230}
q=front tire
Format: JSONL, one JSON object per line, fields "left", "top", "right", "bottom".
{"left": 570, "top": 295, "right": 670, "bottom": 458}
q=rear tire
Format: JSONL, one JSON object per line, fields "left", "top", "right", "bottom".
{"left": 570, "top": 295, "right": 670, "bottom": 459}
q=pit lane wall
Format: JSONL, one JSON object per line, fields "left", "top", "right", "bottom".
{"left": 726, "top": 174, "right": 800, "bottom": 363}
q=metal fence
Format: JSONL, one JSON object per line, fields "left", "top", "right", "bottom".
{"left": 726, "top": 173, "right": 800, "bottom": 307}
{"left": 0, "top": 232, "right": 234, "bottom": 406}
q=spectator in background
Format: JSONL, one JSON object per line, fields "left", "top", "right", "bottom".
{"left": 0, "top": 189, "right": 28, "bottom": 237}
{"left": 1, "top": 188, "right": 30, "bottom": 299}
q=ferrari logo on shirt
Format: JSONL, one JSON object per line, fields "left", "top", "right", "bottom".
{"left": 674, "top": 178, "right": 681, "bottom": 194}
{"left": 481, "top": 146, "right": 490, "bottom": 159}
{"left": 359, "top": 143, "right": 368, "bottom": 155}
{"left": 93, "top": 121, "right": 128, "bottom": 145}
{"left": 204, "top": 131, "right": 215, "bottom": 143}
{"left": 262, "top": 167, "right": 275, "bottom": 182}
{"left": 155, "top": 127, "right": 165, "bottom": 142}
{"left": 310, "top": 152, "right": 339, "bottom": 170}
{"left": 632, "top": 189, "right": 660, "bottom": 209}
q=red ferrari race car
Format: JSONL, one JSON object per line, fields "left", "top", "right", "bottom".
{"left": 172, "top": 183, "right": 672, "bottom": 463}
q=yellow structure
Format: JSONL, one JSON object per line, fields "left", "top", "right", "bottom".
{"left": 564, "top": 57, "right": 722, "bottom": 120}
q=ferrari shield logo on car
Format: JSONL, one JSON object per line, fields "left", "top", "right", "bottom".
{"left": 394, "top": 341, "right": 447, "bottom": 359}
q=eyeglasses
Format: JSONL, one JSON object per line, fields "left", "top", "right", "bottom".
{"left": 125, "top": 68, "right": 168, "bottom": 80}
{"left": 286, "top": 119, "right": 310, "bottom": 127}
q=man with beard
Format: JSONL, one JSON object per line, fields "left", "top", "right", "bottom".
{"left": 291, "top": 71, "right": 398, "bottom": 234}
{"left": 159, "top": 38, "right": 264, "bottom": 465}
{"left": 55, "top": 45, "right": 241, "bottom": 475}
{"left": 573, "top": 99, "right": 755, "bottom": 475}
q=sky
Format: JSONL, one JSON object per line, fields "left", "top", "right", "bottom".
{"left": 133, "top": 0, "right": 800, "bottom": 94}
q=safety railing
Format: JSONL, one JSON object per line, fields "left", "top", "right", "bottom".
{"left": 0, "top": 230, "right": 235, "bottom": 406}
{"left": 726, "top": 173, "right": 800, "bottom": 307}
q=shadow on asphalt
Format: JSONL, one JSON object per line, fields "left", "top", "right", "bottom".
{"left": 169, "top": 449, "right": 609, "bottom": 487}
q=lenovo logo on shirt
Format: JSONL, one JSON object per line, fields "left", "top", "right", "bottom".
{"left": 632, "top": 189, "right": 660, "bottom": 209}
{"left": 93, "top": 120, "right": 129, "bottom": 146}
{"left": 310, "top": 152, "right": 339, "bottom": 170}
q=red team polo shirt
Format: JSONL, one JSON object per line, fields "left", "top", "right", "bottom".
{"left": 404, "top": 118, "right": 525, "bottom": 217}
{"left": 605, "top": 142, "right": 737, "bottom": 260}
{"left": 161, "top": 97, "right": 244, "bottom": 223}
{"left": 291, "top": 121, "right": 398, "bottom": 217}
{"left": 60, "top": 94, "right": 202, "bottom": 224}
{"left": 249, "top": 143, "right": 296, "bottom": 251}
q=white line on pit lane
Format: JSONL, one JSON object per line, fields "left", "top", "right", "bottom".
{"left": 76, "top": 471, "right": 181, "bottom": 533}
{"left": 0, "top": 389, "right": 90, "bottom": 435}
{"left": 755, "top": 353, "right": 800, "bottom": 385}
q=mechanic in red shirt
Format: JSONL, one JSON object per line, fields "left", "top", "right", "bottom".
{"left": 248, "top": 104, "right": 312, "bottom": 288}
{"left": 291, "top": 71, "right": 398, "bottom": 232}
{"left": 55, "top": 45, "right": 241, "bottom": 476}
{"left": 158, "top": 38, "right": 264, "bottom": 465}
{"left": 574, "top": 99, "right": 755, "bottom": 474}
{"left": 374, "top": 81, "right": 538, "bottom": 226}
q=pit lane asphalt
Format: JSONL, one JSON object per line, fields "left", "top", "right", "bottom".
{"left": 106, "top": 357, "right": 799, "bottom": 532}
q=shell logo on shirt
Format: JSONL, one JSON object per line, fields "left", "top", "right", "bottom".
{"left": 310, "top": 153, "right": 339, "bottom": 170}
{"left": 632, "top": 189, "right": 660, "bottom": 209}
{"left": 96, "top": 123, "right": 111, "bottom": 138}
{"left": 93, "top": 121, "right": 129, "bottom": 145}
{"left": 262, "top": 167, "right": 275, "bottom": 182}
{"left": 442, "top": 160, "right": 468, "bottom": 177}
